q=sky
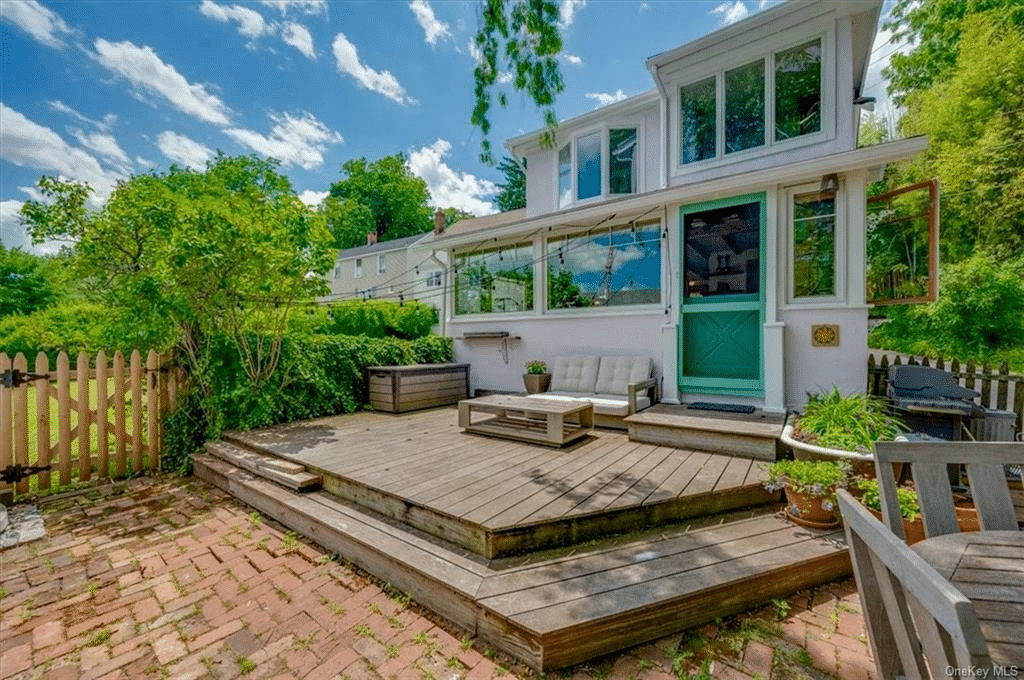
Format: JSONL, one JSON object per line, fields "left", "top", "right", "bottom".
{"left": 1, "top": 0, "right": 902, "bottom": 254}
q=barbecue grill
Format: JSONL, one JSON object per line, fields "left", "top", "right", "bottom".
{"left": 886, "top": 365, "right": 984, "bottom": 441}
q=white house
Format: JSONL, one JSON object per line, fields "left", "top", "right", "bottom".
{"left": 324, "top": 230, "right": 445, "bottom": 308}
{"left": 420, "top": 0, "right": 928, "bottom": 413}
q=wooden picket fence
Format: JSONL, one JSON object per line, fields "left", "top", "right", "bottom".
{"left": 0, "top": 350, "right": 180, "bottom": 498}
{"left": 868, "top": 350, "right": 1024, "bottom": 437}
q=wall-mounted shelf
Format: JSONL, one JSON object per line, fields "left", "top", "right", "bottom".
{"left": 456, "top": 331, "right": 521, "bottom": 363}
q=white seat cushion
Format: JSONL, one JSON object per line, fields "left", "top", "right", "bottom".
{"left": 534, "top": 392, "right": 651, "bottom": 417}
{"left": 550, "top": 356, "right": 600, "bottom": 394}
{"left": 595, "top": 356, "right": 653, "bottom": 396}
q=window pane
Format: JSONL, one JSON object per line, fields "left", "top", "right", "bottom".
{"left": 792, "top": 192, "right": 836, "bottom": 297}
{"left": 609, "top": 128, "right": 637, "bottom": 195}
{"left": 725, "top": 60, "right": 765, "bottom": 154}
{"left": 680, "top": 77, "right": 717, "bottom": 164}
{"left": 454, "top": 243, "right": 534, "bottom": 314}
{"left": 558, "top": 143, "right": 571, "bottom": 208}
{"left": 684, "top": 201, "right": 760, "bottom": 298}
{"left": 577, "top": 131, "right": 602, "bottom": 200}
{"left": 548, "top": 224, "right": 661, "bottom": 309}
{"left": 775, "top": 39, "right": 821, "bottom": 141}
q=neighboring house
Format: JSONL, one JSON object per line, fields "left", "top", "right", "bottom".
{"left": 418, "top": 0, "right": 929, "bottom": 413}
{"left": 324, "top": 231, "right": 444, "bottom": 307}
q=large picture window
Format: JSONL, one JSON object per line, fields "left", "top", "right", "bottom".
{"left": 547, "top": 224, "right": 662, "bottom": 309}
{"left": 679, "top": 37, "right": 823, "bottom": 167}
{"left": 454, "top": 243, "right": 534, "bottom": 315}
{"left": 792, "top": 191, "right": 836, "bottom": 298}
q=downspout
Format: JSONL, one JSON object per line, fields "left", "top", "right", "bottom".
{"left": 647, "top": 62, "right": 669, "bottom": 190}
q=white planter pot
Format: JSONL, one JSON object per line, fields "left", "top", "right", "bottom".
{"left": 780, "top": 419, "right": 874, "bottom": 465}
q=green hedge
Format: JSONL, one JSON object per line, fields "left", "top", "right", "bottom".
{"left": 319, "top": 300, "right": 438, "bottom": 339}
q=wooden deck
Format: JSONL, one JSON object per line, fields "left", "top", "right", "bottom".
{"left": 195, "top": 453, "right": 852, "bottom": 671}
{"left": 223, "top": 406, "right": 778, "bottom": 557}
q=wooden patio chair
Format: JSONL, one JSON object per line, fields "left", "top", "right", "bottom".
{"left": 873, "top": 441, "right": 1023, "bottom": 541}
{"left": 836, "top": 489, "right": 995, "bottom": 678}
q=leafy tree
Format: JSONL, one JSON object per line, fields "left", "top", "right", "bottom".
{"left": 494, "top": 156, "right": 526, "bottom": 211}
{"left": 472, "top": 0, "right": 564, "bottom": 164}
{"left": 441, "top": 207, "right": 474, "bottom": 227}
{"left": 858, "top": 111, "right": 890, "bottom": 148}
{"left": 898, "top": 14, "right": 1024, "bottom": 260}
{"left": 327, "top": 155, "right": 432, "bottom": 246}
{"left": 21, "top": 154, "right": 335, "bottom": 388}
{"left": 0, "top": 246, "right": 62, "bottom": 317}
{"left": 883, "top": 0, "right": 1024, "bottom": 106}
{"left": 547, "top": 267, "right": 591, "bottom": 308}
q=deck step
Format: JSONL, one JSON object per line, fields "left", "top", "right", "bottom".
{"left": 194, "top": 452, "right": 850, "bottom": 671}
{"left": 204, "top": 441, "right": 322, "bottom": 492}
{"left": 625, "top": 404, "right": 784, "bottom": 461}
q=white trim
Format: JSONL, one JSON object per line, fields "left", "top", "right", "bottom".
{"left": 448, "top": 309, "right": 663, "bottom": 324}
{"left": 784, "top": 181, "right": 846, "bottom": 305}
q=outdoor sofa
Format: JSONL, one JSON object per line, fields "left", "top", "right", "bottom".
{"left": 529, "top": 356, "right": 657, "bottom": 429}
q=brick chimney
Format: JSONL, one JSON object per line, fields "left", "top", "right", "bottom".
{"left": 433, "top": 208, "right": 446, "bottom": 236}
{"left": 366, "top": 231, "right": 378, "bottom": 245}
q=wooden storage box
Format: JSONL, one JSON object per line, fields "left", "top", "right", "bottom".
{"left": 367, "top": 363, "right": 470, "bottom": 413}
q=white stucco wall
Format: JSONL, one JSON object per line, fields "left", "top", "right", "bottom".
{"left": 449, "top": 312, "right": 666, "bottom": 395}
{"left": 779, "top": 307, "right": 869, "bottom": 407}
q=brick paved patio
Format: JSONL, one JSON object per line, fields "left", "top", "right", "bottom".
{"left": 0, "top": 475, "right": 878, "bottom": 679}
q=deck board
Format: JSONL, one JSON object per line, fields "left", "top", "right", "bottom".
{"left": 226, "top": 407, "right": 779, "bottom": 558}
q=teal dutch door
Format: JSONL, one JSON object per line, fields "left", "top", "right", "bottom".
{"left": 679, "top": 194, "right": 765, "bottom": 396}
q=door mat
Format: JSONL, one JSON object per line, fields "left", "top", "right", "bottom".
{"left": 688, "top": 402, "right": 756, "bottom": 414}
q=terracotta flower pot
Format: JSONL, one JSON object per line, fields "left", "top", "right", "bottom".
{"left": 867, "top": 507, "right": 926, "bottom": 545}
{"left": 783, "top": 485, "right": 838, "bottom": 527}
{"left": 523, "top": 373, "right": 551, "bottom": 394}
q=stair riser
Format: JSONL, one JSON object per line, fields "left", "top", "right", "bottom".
{"left": 628, "top": 422, "right": 780, "bottom": 460}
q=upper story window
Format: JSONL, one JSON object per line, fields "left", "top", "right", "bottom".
{"left": 557, "top": 125, "right": 639, "bottom": 209}
{"left": 354, "top": 258, "right": 363, "bottom": 278}
{"left": 680, "top": 37, "right": 822, "bottom": 167}
{"left": 377, "top": 254, "right": 386, "bottom": 275}
{"left": 425, "top": 270, "right": 442, "bottom": 288}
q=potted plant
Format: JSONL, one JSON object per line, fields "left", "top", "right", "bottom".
{"left": 781, "top": 387, "right": 904, "bottom": 472}
{"left": 765, "top": 459, "right": 851, "bottom": 529}
{"left": 853, "top": 477, "right": 980, "bottom": 544}
{"left": 523, "top": 360, "right": 551, "bottom": 394}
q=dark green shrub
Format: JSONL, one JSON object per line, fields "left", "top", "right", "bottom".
{"left": 161, "top": 391, "right": 210, "bottom": 475}
{"left": 321, "top": 300, "right": 438, "bottom": 339}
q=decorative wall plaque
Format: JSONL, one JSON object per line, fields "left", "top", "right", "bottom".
{"left": 811, "top": 324, "right": 840, "bottom": 347}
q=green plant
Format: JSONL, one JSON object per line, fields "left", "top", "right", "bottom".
{"left": 855, "top": 477, "right": 922, "bottom": 522}
{"left": 764, "top": 458, "right": 851, "bottom": 511}
{"left": 793, "top": 387, "right": 903, "bottom": 451}
{"left": 525, "top": 359, "right": 548, "bottom": 375}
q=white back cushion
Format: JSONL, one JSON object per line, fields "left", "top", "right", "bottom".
{"left": 550, "top": 356, "right": 600, "bottom": 394}
{"left": 595, "top": 356, "right": 652, "bottom": 395}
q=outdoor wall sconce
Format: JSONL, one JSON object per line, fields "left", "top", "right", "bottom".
{"left": 819, "top": 173, "right": 839, "bottom": 199}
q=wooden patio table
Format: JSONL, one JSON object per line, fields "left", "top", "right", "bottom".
{"left": 912, "top": 531, "right": 1024, "bottom": 666}
{"left": 458, "top": 394, "right": 594, "bottom": 447}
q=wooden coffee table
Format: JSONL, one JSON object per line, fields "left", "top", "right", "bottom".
{"left": 458, "top": 395, "right": 594, "bottom": 446}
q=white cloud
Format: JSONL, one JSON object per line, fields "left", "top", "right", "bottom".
{"left": 49, "top": 101, "right": 118, "bottom": 133}
{"left": 224, "top": 111, "right": 342, "bottom": 170}
{"left": 0, "top": 103, "right": 120, "bottom": 202}
{"left": 563, "top": 53, "right": 582, "bottom": 66}
{"left": 199, "top": 0, "right": 271, "bottom": 40}
{"left": 136, "top": 156, "right": 156, "bottom": 168}
{"left": 298, "top": 189, "right": 327, "bottom": 207}
{"left": 18, "top": 185, "right": 46, "bottom": 202}
{"left": 0, "top": 0, "right": 76, "bottom": 49}
{"left": 467, "top": 39, "right": 482, "bottom": 64}
{"left": 409, "top": 0, "right": 450, "bottom": 46}
{"left": 93, "top": 38, "right": 232, "bottom": 125}
{"left": 585, "top": 89, "right": 628, "bottom": 108}
{"left": 70, "top": 129, "right": 130, "bottom": 166}
{"left": 331, "top": 33, "right": 414, "bottom": 105}
{"left": 407, "top": 139, "right": 496, "bottom": 216}
{"left": 258, "top": 0, "right": 326, "bottom": 16}
{"left": 558, "top": 0, "right": 586, "bottom": 30}
{"left": 0, "top": 199, "right": 63, "bottom": 254}
{"left": 711, "top": 1, "right": 749, "bottom": 25}
{"left": 564, "top": 239, "right": 644, "bottom": 278}
{"left": 281, "top": 22, "right": 315, "bottom": 59}
{"left": 156, "top": 130, "right": 214, "bottom": 170}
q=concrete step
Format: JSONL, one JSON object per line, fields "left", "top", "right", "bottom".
{"left": 193, "top": 452, "right": 850, "bottom": 671}
{"left": 204, "top": 441, "right": 321, "bottom": 492}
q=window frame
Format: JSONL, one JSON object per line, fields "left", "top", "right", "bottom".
{"left": 785, "top": 181, "right": 846, "bottom": 306}
{"left": 377, "top": 254, "right": 386, "bottom": 275}
{"left": 353, "top": 258, "right": 363, "bottom": 279}
{"left": 452, "top": 240, "right": 536, "bottom": 318}
{"left": 671, "top": 28, "right": 833, "bottom": 175}
{"left": 553, "top": 121, "right": 644, "bottom": 210}
{"left": 544, "top": 220, "right": 664, "bottom": 314}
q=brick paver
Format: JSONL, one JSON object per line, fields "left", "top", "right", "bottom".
{"left": 0, "top": 475, "right": 877, "bottom": 679}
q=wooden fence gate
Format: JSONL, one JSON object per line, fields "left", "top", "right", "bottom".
{"left": 1, "top": 350, "right": 179, "bottom": 499}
